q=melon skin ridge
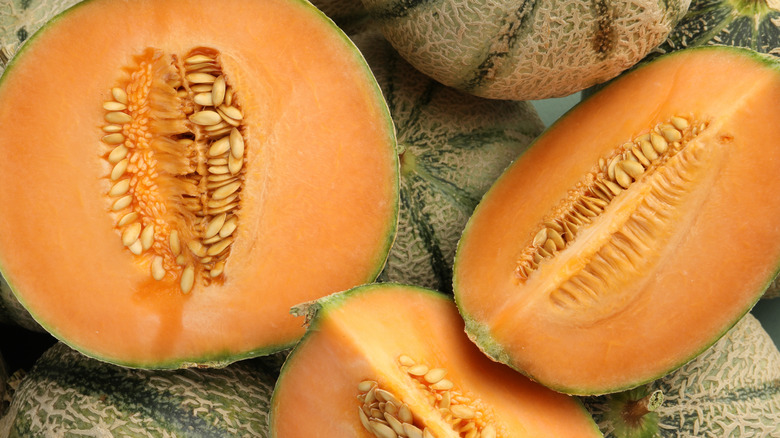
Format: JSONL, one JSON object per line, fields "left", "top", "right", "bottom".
{"left": 453, "top": 45, "right": 780, "bottom": 396}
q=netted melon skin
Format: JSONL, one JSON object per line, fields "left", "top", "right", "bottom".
{"left": 0, "top": 343, "right": 283, "bottom": 437}
{"left": 361, "top": 0, "right": 690, "bottom": 100}
{"left": 584, "top": 313, "right": 780, "bottom": 437}
{"left": 357, "top": 32, "right": 544, "bottom": 292}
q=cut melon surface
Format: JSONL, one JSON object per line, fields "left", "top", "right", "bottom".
{"left": 0, "top": 0, "right": 398, "bottom": 368}
{"left": 270, "top": 283, "right": 603, "bottom": 437}
{"left": 453, "top": 47, "right": 780, "bottom": 395}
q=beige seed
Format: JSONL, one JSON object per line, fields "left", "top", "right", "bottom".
{"left": 212, "top": 75, "right": 226, "bottom": 107}
{"left": 103, "top": 101, "right": 126, "bottom": 111}
{"left": 202, "top": 235, "right": 222, "bottom": 245}
{"left": 190, "top": 84, "right": 213, "bottom": 93}
{"left": 219, "top": 105, "right": 243, "bottom": 121}
{"left": 176, "top": 254, "right": 187, "bottom": 266}
{"left": 614, "top": 166, "right": 632, "bottom": 189}
{"left": 370, "top": 421, "right": 397, "bottom": 438}
{"left": 186, "top": 72, "right": 217, "bottom": 84}
{"left": 403, "top": 423, "right": 423, "bottom": 438}
{"left": 375, "top": 389, "right": 400, "bottom": 405}
{"left": 118, "top": 212, "right": 138, "bottom": 227}
{"left": 603, "top": 180, "right": 623, "bottom": 196}
{"left": 185, "top": 54, "right": 214, "bottom": 64}
{"left": 207, "top": 193, "right": 239, "bottom": 208}
{"left": 188, "top": 240, "right": 207, "bottom": 258}
{"left": 532, "top": 228, "right": 547, "bottom": 247}
{"left": 219, "top": 216, "right": 238, "bottom": 238}
{"left": 102, "top": 124, "right": 123, "bottom": 133}
{"left": 543, "top": 238, "right": 556, "bottom": 254}
{"left": 128, "top": 239, "right": 143, "bottom": 255}
{"left": 205, "top": 213, "right": 227, "bottom": 239}
{"left": 607, "top": 156, "right": 619, "bottom": 180}
{"left": 398, "top": 355, "right": 416, "bottom": 367}
{"left": 364, "top": 387, "right": 377, "bottom": 405}
{"left": 122, "top": 222, "right": 142, "bottom": 246}
{"left": 229, "top": 153, "right": 243, "bottom": 175}
{"left": 208, "top": 172, "right": 235, "bottom": 182}
{"left": 180, "top": 265, "right": 195, "bottom": 294}
{"left": 102, "top": 133, "right": 125, "bottom": 145}
{"left": 574, "top": 202, "right": 597, "bottom": 218}
{"left": 208, "top": 136, "right": 231, "bottom": 157}
{"left": 543, "top": 221, "right": 564, "bottom": 233}
{"left": 209, "top": 158, "right": 229, "bottom": 166}
{"left": 384, "top": 413, "right": 405, "bottom": 436}
{"left": 186, "top": 62, "right": 218, "bottom": 73}
{"left": 193, "top": 92, "right": 214, "bottom": 106}
{"left": 140, "top": 224, "right": 155, "bottom": 250}
{"left": 398, "top": 404, "right": 413, "bottom": 424}
{"left": 209, "top": 165, "right": 230, "bottom": 175}
{"left": 105, "top": 111, "right": 132, "bottom": 124}
{"left": 112, "top": 194, "right": 132, "bottom": 211}
{"left": 423, "top": 428, "right": 434, "bottom": 438}
{"left": 585, "top": 195, "right": 608, "bottom": 208}
{"left": 206, "top": 126, "right": 233, "bottom": 138}
{"left": 407, "top": 364, "right": 429, "bottom": 376}
{"left": 660, "top": 125, "right": 682, "bottom": 143}
{"left": 424, "top": 368, "right": 447, "bottom": 384}
{"left": 151, "top": 256, "right": 165, "bottom": 281}
{"left": 190, "top": 110, "right": 222, "bottom": 126}
{"left": 620, "top": 160, "right": 645, "bottom": 179}
{"left": 216, "top": 107, "right": 241, "bottom": 126}
{"left": 465, "top": 429, "right": 478, "bottom": 438}
{"left": 169, "top": 230, "right": 181, "bottom": 256}
{"left": 639, "top": 139, "right": 659, "bottom": 161}
{"left": 631, "top": 145, "right": 651, "bottom": 167}
{"left": 108, "top": 145, "right": 128, "bottom": 164}
{"left": 225, "top": 88, "right": 234, "bottom": 106}
{"left": 370, "top": 408, "right": 383, "bottom": 418}
{"left": 208, "top": 201, "right": 239, "bottom": 215}
{"left": 650, "top": 132, "right": 668, "bottom": 153}
{"left": 212, "top": 181, "right": 241, "bottom": 200}
{"left": 111, "top": 158, "right": 129, "bottom": 181}
{"left": 440, "top": 391, "right": 451, "bottom": 409}
{"left": 358, "top": 380, "right": 377, "bottom": 393}
{"left": 109, "top": 179, "right": 131, "bottom": 197}
{"left": 111, "top": 87, "right": 128, "bottom": 104}
{"left": 481, "top": 425, "right": 497, "bottom": 438}
{"left": 430, "top": 379, "right": 454, "bottom": 391}
{"left": 229, "top": 128, "right": 244, "bottom": 158}
{"left": 358, "top": 407, "right": 372, "bottom": 433}
{"left": 450, "top": 405, "right": 476, "bottom": 420}
{"left": 210, "top": 261, "right": 225, "bottom": 277}
{"left": 671, "top": 116, "right": 689, "bottom": 130}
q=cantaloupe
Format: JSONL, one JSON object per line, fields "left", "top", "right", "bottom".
{"left": 359, "top": 0, "right": 691, "bottom": 100}
{"left": 270, "top": 283, "right": 603, "bottom": 437}
{"left": 0, "top": 342, "right": 283, "bottom": 437}
{"left": 584, "top": 313, "right": 780, "bottom": 437}
{"left": 353, "top": 31, "right": 544, "bottom": 292}
{"left": 453, "top": 46, "right": 780, "bottom": 395}
{"left": 0, "top": 0, "right": 398, "bottom": 368}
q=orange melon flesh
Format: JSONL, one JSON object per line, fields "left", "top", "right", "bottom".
{"left": 453, "top": 47, "right": 780, "bottom": 395}
{"left": 270, "top": 284, "right": 602, "bottom": 437}
{"left": 0, "top": 0, "right": 397, "bottom": 367}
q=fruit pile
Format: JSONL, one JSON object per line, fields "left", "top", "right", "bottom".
{"left": 1, "top": 0, "right": 779, "bottom": 436}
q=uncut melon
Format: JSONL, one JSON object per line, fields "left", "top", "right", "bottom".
{"left": 0, "top": 0, "right": 398, "bottom": 368}
{"left": 354, "top": 32, "right": 544, "bottom": 292}
{"left": 270, "top": 283, "right": 602, "bottom": 437}
{"left": 0, "top": 351, "right": 7, "bottom": 417}
{"left": 360, "top": 0, "right": 691, "bottom": 100}
{"left": 453, "top": 46, "right": 780, "bottom": 395}
{"left": 584, "top": 313, "right": 780, "bottom": 437}
{"left": 0, "top": 343, "right": 283, "bottom": 437}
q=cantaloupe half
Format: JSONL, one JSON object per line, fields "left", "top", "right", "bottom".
{"left": 270, "top": 283, "right": 603, "bottom": 437}
{"left": 0, "top": 0, "right": 398, "bottom": 367}
{"left": 453, "top": 46, "right": 780, "bottom": 395}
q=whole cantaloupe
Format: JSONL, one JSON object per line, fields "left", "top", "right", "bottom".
{"left": 360, "top": 0, "right": 691, "bottom": 100}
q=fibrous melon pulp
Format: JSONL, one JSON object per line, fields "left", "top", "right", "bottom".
{"left": 454, "top": 46, "right": 780, "bottom": 395}
{"left": 0, "top": 0, "right": 398, "bottom": 368}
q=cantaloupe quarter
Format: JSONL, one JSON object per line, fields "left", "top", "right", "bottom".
{"left": 453, "top": 46, "right": 780, "bottom": 395}
{"left": 0, "top": 0, "right": 398, "bottom": 368}
{"left": 270, "top": 283, "right": 603, "bottom": 438}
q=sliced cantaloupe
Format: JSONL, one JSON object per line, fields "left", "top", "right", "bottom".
{"left": 453, "top": 47, "right": 780, "bottom": 395}
{"left": 0, "top": 0, "right": 398, "bottom": 368}
{"left": 270, "top": 283, "right": 603, "bottom": 438}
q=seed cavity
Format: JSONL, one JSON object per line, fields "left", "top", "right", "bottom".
{"left": 514, "top": 116, "right": 709, "bottom": 283}
{"left": 101, "top": 48, "right": 247, "bottom": 294}
{"left": 357, "top": 356, "right": 503, "bottom": 438}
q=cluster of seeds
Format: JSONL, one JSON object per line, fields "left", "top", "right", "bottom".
{"left": 101, "top": 49, "right": 247, "bottom": 293}
{"left": 514, "top": 115, "right": 708, "bottom": 282}
{"left": 357, "top": 355, "right": 499, "bottom": 438}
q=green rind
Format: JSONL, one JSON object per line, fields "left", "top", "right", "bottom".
{"left": 355, "top": 31, "right": 543, "bottom": 293}
{"left": 453, "top": 45, "right": 780, "bottom": 396}
{"left": 583, "top": 314, "right": 780, "bottom": 437}
{"left": 1, "top": 343, "right": 284, "bottom": 437}
{"left": 0, "top": 0, "right": 399, "bottom": 368}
